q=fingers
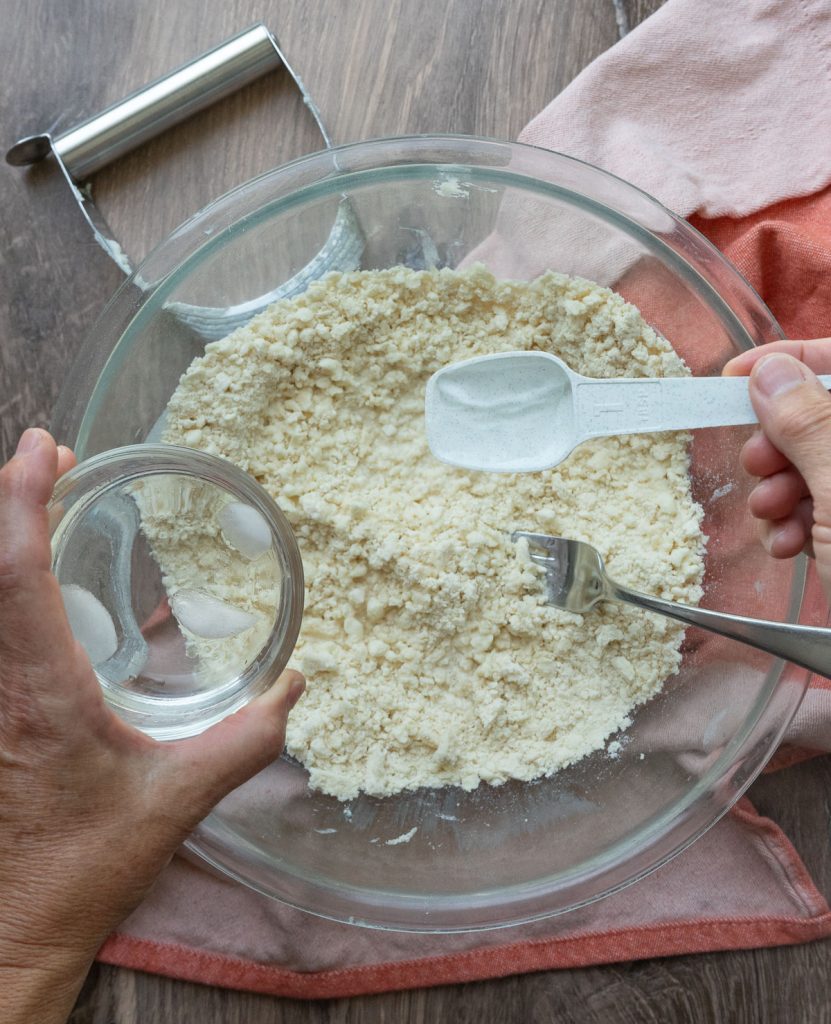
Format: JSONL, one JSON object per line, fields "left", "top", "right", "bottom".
{"left": 748, "top": 466, "right": 809, "bottom": 521}
{"left": 748, "top": 355, "right": 831, "bottom": 497}
{"left": 724, "top": 338, "right": 831, "bottom": 378}
{"left": 729, "top": 347, "right": 831, "bottom": 588}
{"left": 4, "top": 429, "right": 59, "bottom": 507}
{"left": 163, "top": 670, "right": 306, "bottom": 823}
{"left": 758, "top": 498, "right": 814, "bottom": 559}
{"left": 0, "top": 430, "right": 78, "bottom": 672}
{"left": 57, "top": 445, "right": 77, "bottom": 478}
{"left": 0, "top": 429, "right": 59, "bottom": 579}
{"left": 746, "top": 353, "right": 831, "bottom": 592}
{"left": 740, "top": 430, "right": 789, "bottom": 478}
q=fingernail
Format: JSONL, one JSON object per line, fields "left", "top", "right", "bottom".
{"left": 753, "top": 354, "right": 807, "bottom": 398}
{"left": 286, "top": 677, "right": 306, "bottom": 710}
{"left": 15, "top": 428, "right": 43, "bottom": 455}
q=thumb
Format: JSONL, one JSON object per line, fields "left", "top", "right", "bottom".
{"left": 0, "top": 429, "right": 80, "bottom": 672}
{"left": 163, "top": 669, "right": 306, "bottom": 824}
{"left": 749, "top": 352, "right": 831, "bottom": 562}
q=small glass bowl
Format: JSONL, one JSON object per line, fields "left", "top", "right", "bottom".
{"left": 48, "top": 445, "right": 304, "bottom": 741}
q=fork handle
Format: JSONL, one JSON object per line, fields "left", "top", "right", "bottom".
{"left": 610, "top": 582, "right": 831, "bottom": 679}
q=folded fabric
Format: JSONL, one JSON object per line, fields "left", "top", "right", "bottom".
{"left": 520, "top": 0, "right": 831, "bottom": 219}
{"left": 100, "top": 797, "right": 831, "bottom": 998}
{"left": 96, "top": 0, "right": 831, "bottom": 998}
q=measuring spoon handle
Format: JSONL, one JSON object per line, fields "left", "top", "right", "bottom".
{"left": 573, "top": 373, "right": 831, "bottom": 440}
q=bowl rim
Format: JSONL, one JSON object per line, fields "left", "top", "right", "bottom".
{"left": 52, "top": 133, "right": 810, "bottom": 933}
{"left": 48, "top": 443, "right": 305, "bottom": 740}
{"left": 53, "top": 134, "right": 783, "bottom": 450}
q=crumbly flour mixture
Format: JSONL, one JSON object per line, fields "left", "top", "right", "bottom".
{"left": 162, "top": 266, "right": 705, "bottom": 799}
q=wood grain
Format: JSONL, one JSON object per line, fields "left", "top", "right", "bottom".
{"left": 3, "top": 0, "right": 831, "bottom": 1021}
{"left": 617, "top": 0, "right": 666, "bottom": 36}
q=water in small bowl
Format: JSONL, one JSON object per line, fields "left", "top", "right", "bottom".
{"left": 49, "top": 445, "right": 304, "bottom": 741}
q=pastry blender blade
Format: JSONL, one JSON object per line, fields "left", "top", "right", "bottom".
{"left": 6, "top": 23, "right": 364, "bottom": 341}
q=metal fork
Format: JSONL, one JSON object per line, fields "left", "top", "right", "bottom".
{"left": 512, "top": 532, "right": 831, "bottom": 679}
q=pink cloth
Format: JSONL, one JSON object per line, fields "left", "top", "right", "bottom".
{"left": 99, "top": 0, "right": 831, "bottom": 996}
{"left": 520, "top": 0, "right": 831, "bottom": 219}
{"left": 100, "top": 800, "right": 830, "bottom": 998}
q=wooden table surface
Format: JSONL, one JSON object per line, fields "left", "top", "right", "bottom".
{"left": 2, "top": 1, "right": 830, "bottom": 1020}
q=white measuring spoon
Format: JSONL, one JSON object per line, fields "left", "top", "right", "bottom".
{"left": 424, "top": 350, "right": 831, "bottom": 473}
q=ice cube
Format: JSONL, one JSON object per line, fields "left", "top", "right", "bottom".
{"left": 219, "top": 501, "right": 272, "bottom": 560}
{"left": 60, "top": 584, "right": 119, "bottom": 665}
{"left": 170, "top": 589, "right": 258, "bottom": 639}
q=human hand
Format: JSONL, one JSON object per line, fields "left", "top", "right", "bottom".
{"left": 0, "top": 429, "right": 305, "bottom": 1024}
{"left": 723, "top": 340, "right": 831, "bottom": 601}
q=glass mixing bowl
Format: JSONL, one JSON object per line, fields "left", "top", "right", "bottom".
{"left": 53, "top": 136, "right": 817, "bottom": 932}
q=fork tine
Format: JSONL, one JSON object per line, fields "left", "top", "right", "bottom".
{"left": 511, "top": 531, "right": 567, "bottom": 606}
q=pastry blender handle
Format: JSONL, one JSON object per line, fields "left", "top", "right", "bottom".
{"left": 4, "top": 24, "right": 330, "bottom": 275}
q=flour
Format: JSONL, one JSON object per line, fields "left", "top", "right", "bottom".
{"left": 131, "top": 476, "right": 279, "bottom": 683}
{"left": 162, "top": 266, "right": 705, "bottom": 799}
